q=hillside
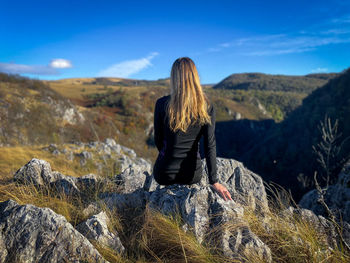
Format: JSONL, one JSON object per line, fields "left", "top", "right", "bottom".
{"left": 213, "top": 72, "right": 338, "bottom": 92}
{"left": 0, "top": 73, "right": 158, "bottom": 160}
{"left": 239, "top": 68, "right": 350, "bottom": 200}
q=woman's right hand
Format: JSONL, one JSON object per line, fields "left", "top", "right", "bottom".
{"left": 212, "top": 182, "right": 232, "bottom": 201}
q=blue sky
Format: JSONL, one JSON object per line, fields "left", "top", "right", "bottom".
{"left": 0, "top": 0, "right": 349, "bottom": 83}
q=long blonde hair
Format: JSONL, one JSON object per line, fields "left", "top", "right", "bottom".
{"left": 166, "top": 57, "right": 211, "bottom": 133}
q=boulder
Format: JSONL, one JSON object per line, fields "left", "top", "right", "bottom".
{"left": 114, "top": 163, "right": 153, "bottom": 193}
{"left": 14, "top": 158, "right": 55, "bottom": 186}
{"left": 148, "top": 184, "right": 272, "bottom": 262}
{"left": 101, "top": 189, "right": 150, "bottom": 212}
{"left": 299, "top": 163, "right": 350, "bottom": 223}
{"left": 201, "top": 158, "right": 269, "bottom": 215}
{"left": 0, "top": 200, "right": 106, "bottom": 263}
{"left": 282, "top": 206, "right": 350, "bottom": 249}
{"left": 14, "top": 158, "right": 104, "bottom": 197}
{"left": 76, "top": 211, "right": 125, "bottom": 254}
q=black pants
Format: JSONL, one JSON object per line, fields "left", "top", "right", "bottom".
{"left": 153, "top": 168, "right": 203, "bottom": 186}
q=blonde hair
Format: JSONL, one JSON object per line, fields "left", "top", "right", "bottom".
{"left": 166, "top": 57, "right": 211, "bottom": 133}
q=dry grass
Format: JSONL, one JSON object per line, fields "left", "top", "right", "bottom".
{"left": 0, "top": 182, "right": 87, "bottom": 225}
{"left": 0, "top": 145, "right": 100, "bottom": 180}
{"left": 241, "top": 184, "right": 350, "bottom": 263}
{"left": 139, "top": 206, "right": 217, "bottom": 263}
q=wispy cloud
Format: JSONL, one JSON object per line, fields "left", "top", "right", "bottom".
{"left": 0, "top": 58, "right": 73, "bottom": 75}
{"left": 202, "top": 13, "right": 350, "bottom": 57}
{"left": 311, "top": 67, "right": 328, "bottom": 73}
{"left": 330, "top": 15, "right": 350, "bottom": 24}
{"left": 98, "top": 52, "right": 159, "bottom": 78}
{"left": 205, "top": 29, "right": 350, "bottom": 57}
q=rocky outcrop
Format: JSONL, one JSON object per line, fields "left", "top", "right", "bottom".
{"left": 100, "top": 157, "right": 272, "bottom": 262}
{"left": 12, "top": 152, "right": 336, "bottom": 262}
{"left": 14, "top": 158, "right": 104, "bottom": 196}
{"left": 299, "top": 163, "right": 350, "bottom": 223}
{"left": 0, "top": 200, "right": 106, "bottom": 263}
{"left": 201, "top": 158, "right": 269, "bottom": 215}
{"left": 148, "top": 184, "right": 272, "bottom": 262}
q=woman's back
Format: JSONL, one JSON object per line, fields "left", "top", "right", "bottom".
{"left": 153, "top": 95, "right": 218, "bottom": 185}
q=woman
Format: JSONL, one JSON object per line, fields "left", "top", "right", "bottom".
{"left": 153, "top": 57, "right": 232, "bottom": 201}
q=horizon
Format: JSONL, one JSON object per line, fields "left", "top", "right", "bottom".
{"left": 1, "top": 0, "right": 349, "bottom": 83}
{"left": 41, "top": 69, "right": 344, "bottom": 86}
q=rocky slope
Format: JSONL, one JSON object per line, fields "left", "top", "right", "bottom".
{"left": 0, "top": 73, "right": 120, "bottom": 147}
{"left": 0, "top": 139, "right": 349, "bottom": 262}
{"left": 240, "top": 68, "right": 350, "bottom": 201}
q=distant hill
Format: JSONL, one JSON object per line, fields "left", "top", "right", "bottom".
{"left": 0, "top": 73, "right": 121, "bottom": 146}
{"left": 84, "top": 77, "right": 170, "bottom": 87}
{"left": 237, "top": 68, "right": 350, "bottom": 200}
{"left": 213, "top": 72, "right": 338, "bottom": 93}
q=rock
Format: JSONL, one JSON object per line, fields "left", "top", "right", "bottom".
{"left": 114, "top": 163, "right": 152, "bottom": 193}
{"left": 299, "top": 163, "right": 350, "bottom": 223}
{"left": 14, "top": 158, "right": 56, "bottom": 186}
{"left": 88, "top": 141, "right": 99, "bottom": 149}
{"left": 50, "top": 171, "right": 80, "bottom": 196}
{"left": 0, "top": 200, "right": 106, "bottom": 263}
{"left": 144, "top": 172, "right": 163, "bottom": 192}
{"left": 76, "top": 211, "right": 125, "bottom": 254}
{"left": 77, "top": 173, "right": 101, "bottom": 188}
{"left": 14, "top": 159, "right": 106, "bottom": 197}
{"left": 105, "top": 138, "right": 117, "bottom": 147}
{"left": 234, "top": 112, "right": 242, "bottom": 120}
{"left": 219, "top": 226, "right": 272, "bottom": 262}
{"left": 98, "top": 143, "right": 112, "bottom": 155}
{"left": 120, "top": 145, "right": 137, "bottom": 158}
{"left": 201, "top": 158, "right": 269, "bottom": 215}
{"left": 148, "top": 183, "right": 271, "bottom": 262}
{"left": 82, "top": 203, "right": 102, "bottom": 217}
{"left": 115, "top": 154, "right": 152, "bottom": 175}
{"left": 77, "top": 151, "right": 93, "bottom": 166}
{"left": 282, "top": 206, "right": 342, "bottom": 248}
{"left": 101, "top": 189, "right": 150, "bottom": 212}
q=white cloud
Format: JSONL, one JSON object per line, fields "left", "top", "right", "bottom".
{"left": 0, "top": 62, "right": 58, "bottom": 75}
{"left": 0, "top": 58, "right": 73, "bottom": 75}
{"left": 311, "top": 67, "right": 328, "bottom": 73}
{"left": 98, "top": 52, "right": 159, "bottom": 78}
{"left": 49, "top": 58, "right": 72, "bottom": 68}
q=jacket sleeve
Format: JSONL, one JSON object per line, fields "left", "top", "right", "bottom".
{"left": 203, "top": 104, "right": 218, "bottom": 185}
{"left": 154, "top": 99, "right": 164, "bottom": 152}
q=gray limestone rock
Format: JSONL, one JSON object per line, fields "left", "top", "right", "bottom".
{"left": 76, "top": 211, "right": 125, "bottom": 254}
{"left": 114, "top": 163, "right": 152, "bottom": 193}
{"left": 148, "top": 184, "right": 271, "bottom": 262}
{"left": 14, "top": 159, "right": 105, "bottom": 197}
{"left": 201, "top": 158, "right": 269, "bottom": 215}
{"left": 282, "top": 206, "right": 345, "bottom": 249}
{"left": 0, "top": 200, "right": 107, "bottom": 263}
{"left": 299, "top": 164, "right": 350, "bottom": 223}
{"left": 14, "top": 158, "right": 55, "bottom": 186}
{"left": 120, "top": 145, "right": 137, "bottom": 158}
{"left": 101, "top": 189, "right": 150, "bottom": 212}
